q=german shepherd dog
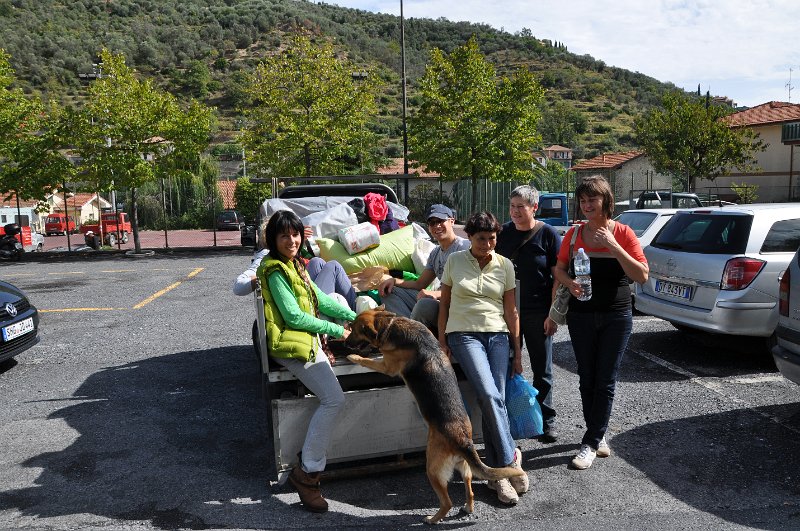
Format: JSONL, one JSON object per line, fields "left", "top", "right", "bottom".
{"left": 344, "top": 308, "right": 524, "bottom": 524}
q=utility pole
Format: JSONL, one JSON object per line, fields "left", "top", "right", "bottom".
{"left": 400, "top": 0, "right": 410, "bottom": 204}
{"left": 787, "top": 68, "right": 794, "bottom": 103}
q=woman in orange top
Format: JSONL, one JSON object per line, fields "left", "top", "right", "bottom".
{"left": 553, "top": 176, "right": 648, "bottom": 470}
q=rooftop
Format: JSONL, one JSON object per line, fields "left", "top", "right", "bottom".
{"left": 724, "top": 101, "right": 800, "bottom": 127}
{"left": 572, "top": 151, "right": 643, "bottom": 170}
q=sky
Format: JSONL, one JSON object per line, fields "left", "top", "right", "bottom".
{"left": 327, "top": 0, "right": 800, "bottom": 108}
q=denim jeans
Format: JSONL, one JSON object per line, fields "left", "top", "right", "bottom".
{"left": 447, "top": 332, "right": 515, "bottom": 468}
{"left": 566, "top": 309, "right": 633, "bottom": 449}
{"left": 275, "top": 346, "right": 346, "bottom": 473}
{"left": 519, "top": 310, "right": 555, "bottom": 428}
{"left": 307, "top": 257, "right": 356, "bottom": 310}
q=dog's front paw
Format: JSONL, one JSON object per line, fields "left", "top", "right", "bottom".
{"left": 346, "top": 354, "right": 364, "bottom": 364}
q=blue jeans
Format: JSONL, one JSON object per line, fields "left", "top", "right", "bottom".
{"left": 447, "top": 332, "right": 515, "bottom": 468}
{"left": 566, "top": 309, "right": 633, "bottom": 449}
{"left": 307, "top": 257, "right": 356, "bottom": 310}
{"left": 520, "top": 310, "right": 555, "bottom": 428}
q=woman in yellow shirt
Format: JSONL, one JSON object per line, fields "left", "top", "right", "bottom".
{"left": 437, "top": 211, "right": 527, "bottom": 506}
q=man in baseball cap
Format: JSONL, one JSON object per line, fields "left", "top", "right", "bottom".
{"left": 378, "top": 204, "right": 470, "bottom": 333}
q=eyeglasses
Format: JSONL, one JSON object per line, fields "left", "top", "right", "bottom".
{"left": 427, "top": 218, "right": 450, "bottom": 227}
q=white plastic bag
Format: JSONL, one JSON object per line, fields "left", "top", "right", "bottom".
{"left": 355, "top": 295, "right": 379, "bottom": 314}
{"left": 337, "top": 222, "right": 381, "bottom": 255}
{"left": 411, "top": 238, "right": 437, "bottom": 276}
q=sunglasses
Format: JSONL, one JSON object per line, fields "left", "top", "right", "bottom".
{"left": 427, "top": 218, "right": 451, "bottom": 227}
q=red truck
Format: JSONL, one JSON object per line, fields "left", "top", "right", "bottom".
{"left": 80, "top": 212, "right": 132, "bottom": 246}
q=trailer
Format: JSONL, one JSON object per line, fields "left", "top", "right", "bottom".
{"left": 252, "top": 183, "right": 485, "bottom": 482}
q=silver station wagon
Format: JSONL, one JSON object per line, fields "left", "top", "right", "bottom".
{"left": 635, "top": 204, "right": 800, "bottom": 348}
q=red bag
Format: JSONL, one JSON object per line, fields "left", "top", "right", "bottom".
{"left": 363, "top": 193, "right": 388, "bottom": 222}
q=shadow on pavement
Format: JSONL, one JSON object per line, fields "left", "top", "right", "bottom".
{"left": 612, "top": 404, "right": 800, "bottom": 529}
{"left": 0, "top": 345, "right": 431, "bottom": 529}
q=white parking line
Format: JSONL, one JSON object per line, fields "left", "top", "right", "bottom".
{"left": 628, "top": 346, "right": 800, "bottom": 436}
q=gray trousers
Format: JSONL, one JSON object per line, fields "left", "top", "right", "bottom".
{"left": 381, "top": 287, "right": 440, "bottom": 331}
{"left": 275, "top": 346, "right": 345, "bottom": 473}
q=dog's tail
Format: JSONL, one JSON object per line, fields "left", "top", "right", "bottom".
{"left": 461, "top": 441, "right": 525, "bottom": 480}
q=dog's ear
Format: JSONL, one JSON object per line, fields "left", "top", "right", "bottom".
{"left": 375, "top": 304, "right": 386, "bottom": 311}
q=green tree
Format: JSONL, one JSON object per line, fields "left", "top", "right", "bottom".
{"left": 233, "top": 176, "right": 272, "bottom": 223}
{"left": 0, "top": 50, "right": 68, "bottom": 205}
{"left": 70, "top": 49, "right": 215, "bottom": 253}
{"left": 240, "top": 35, "right": 382, "bottom": 178}
{"left": 409, "top": 37, "right": 544, "bottom": 213}
{"left": 635, "top": 92, "right": 766, "bottom": 191}
{"left": 532, "top": 160, "right": 573, "bottom": 192}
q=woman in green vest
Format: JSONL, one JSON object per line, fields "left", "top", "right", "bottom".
{"left": 256, "top": 210, "right": 356, "bottom": 513}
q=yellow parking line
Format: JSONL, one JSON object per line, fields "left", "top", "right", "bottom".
{"left": 48, "top": 271, "right": 85, "bottom": 275}
{"left": 101, "top": 269, "right": 137, "bottom": 273}
{"left": 133, "top": 267, "right": 204, "bottom": 309}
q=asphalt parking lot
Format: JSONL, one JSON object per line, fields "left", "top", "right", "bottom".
{"left": 1, "top": 251, "right": 799, "bottom": 530}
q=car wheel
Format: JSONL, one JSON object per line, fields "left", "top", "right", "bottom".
{"left": 107, "top": 233, "right": 117, "bottom": 247}
{"left": 36, "top": 243, "right": 43, "bottom": 252}
{"left": 121, "top": 231, "right": 129, "bottom": 244}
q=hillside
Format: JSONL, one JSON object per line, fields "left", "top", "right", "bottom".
{"left": 0, "top": 0, "right": 683, "bottom": 162}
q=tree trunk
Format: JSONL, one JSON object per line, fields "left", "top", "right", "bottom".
{"left": 304, "top": 143, "right": 311, "bottom": 177}
{"left": 131, "top": 187, "right": 142, "bottom": 254}
{"left": 470, "top": 160, "right": 479, "bottom": 214}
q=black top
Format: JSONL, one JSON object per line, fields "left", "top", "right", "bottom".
{"left": 496, "top": 221, "right": 562, "bottom": 313}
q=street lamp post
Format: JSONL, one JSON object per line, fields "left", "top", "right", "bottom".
{"left": 400, "top": 0, "right": 409, "bottom": 203}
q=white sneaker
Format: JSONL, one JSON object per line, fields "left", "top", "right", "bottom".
{"left": 596, "top": 437, "right": 611, "bottom": 458}
{"left": 571, "top": 444, "right": 597, "bottom": 470}
{"left": 509, "top": 447, "right": 529, "bottom": 494}
{"left": 487, "top": 478, "right": 519, "bottom": 505}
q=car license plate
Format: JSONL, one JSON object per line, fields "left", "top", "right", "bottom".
{"left": 655, "top": 279, "right": 692, "bottom": 300}
{"left": 2, "top": 317, "right": 34, "bottom": 341}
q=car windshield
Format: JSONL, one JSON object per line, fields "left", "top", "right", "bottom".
{"left": 46, "top": 217, "right": 61, "bottom": 223}
{"left": 219, "top": 212, "right": 237, "bottom": 222}
{"left": 615, "top": 212, "right": 658, "bottom": 236}
{"left": 652, "top": 212, "right": 752, "bottom": 254}
{"left": 536, "top": 197, "right": 563, "bottom": 219}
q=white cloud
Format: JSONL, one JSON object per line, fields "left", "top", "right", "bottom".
{"left": 329, "top": 0, "right": 800, "bottom": 107}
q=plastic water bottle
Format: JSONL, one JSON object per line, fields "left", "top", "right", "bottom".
{"left": 574, "top": 247, "right": 592, "bottom": 301}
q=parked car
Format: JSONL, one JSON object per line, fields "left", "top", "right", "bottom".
{"left": 773, "top": 249, "right": 800, "bottom": 384}
{"left": 634, "top": 204, "right": 800, "bottom": 350}
{"left": 0, "top": 280, "right": 40, "bottom": 364}
{"left": 216, "top": 210, "right": 245, "bottom": 231}
{"left": 615, "top": 208, "right": 680, "bottom": 248}
{"left": 44, "top": 213, "right": 76, "bottom": 236}
{"left": 615, "top": 208, "right": 680, "bottom": 300}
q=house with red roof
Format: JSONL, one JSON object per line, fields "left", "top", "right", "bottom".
{"left": 571, "top": 150, "right": 673, "bottom": 204}
{"left": 719, "top": 101, "right": 800, "bottom": 202}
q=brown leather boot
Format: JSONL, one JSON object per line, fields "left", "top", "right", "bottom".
{"left": 288, "top": 466, "right": 328, "bottom": 513}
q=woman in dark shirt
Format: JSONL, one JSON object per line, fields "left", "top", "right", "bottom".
{"left": 553, "top": 176, "right": 648, "bottom": 470}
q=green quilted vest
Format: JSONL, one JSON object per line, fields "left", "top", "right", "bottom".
{"left": 256, "top": 258, "right": 318, "bottom": 362}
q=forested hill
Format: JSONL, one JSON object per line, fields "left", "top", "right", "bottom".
{"left": 0, "top": 0, "right": 682, "bottom": 158}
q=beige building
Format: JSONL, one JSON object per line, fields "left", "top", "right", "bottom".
{"left": 50, "top": 192, "right": 112, "bottom": 225}
{"left": 716, "top": 101, "right": 800, "bottom": 202}
{"left": 571, "top": 151, "right": 673, "bottom": 204}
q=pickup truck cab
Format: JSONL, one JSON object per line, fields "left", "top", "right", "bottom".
{"left": 536, "top": 192, "right": 574, "bottom": 235}
{"left": 634, "top": 191, "right": 703, "bottom": 210}
{"left": 80, "top": 212, "right": 132, "bottom": 246}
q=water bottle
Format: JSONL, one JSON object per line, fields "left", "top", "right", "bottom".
{"left": 574, "top": 247, "right": 592, "bottom": 301}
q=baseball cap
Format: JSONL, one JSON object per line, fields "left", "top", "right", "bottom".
{"left": 426, "top": 204, "right": 454, "bottom": 221}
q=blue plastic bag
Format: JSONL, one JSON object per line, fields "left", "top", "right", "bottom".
{"left": 505, "top": 373, "right": 544, "bottom": 439}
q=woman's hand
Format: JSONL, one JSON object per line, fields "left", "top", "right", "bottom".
{"left": 341, "top": 327, "right": 351, "bottom": 340}
{"left": 439, "top": 336, "right": 451, "bottom": 360}
{"left": 543, "top": 317, "right": 558, "bottom": 336}
{"left": 512, "top": 354, "right": 523, "bottom": 375}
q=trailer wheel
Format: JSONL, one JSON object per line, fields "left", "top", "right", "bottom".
{"left": 107, "top": 233, "right": 117, "bottom": 247}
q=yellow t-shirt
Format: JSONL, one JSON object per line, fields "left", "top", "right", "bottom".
{"left": 441, "top": 250, "right": 516, "bottom": 334}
